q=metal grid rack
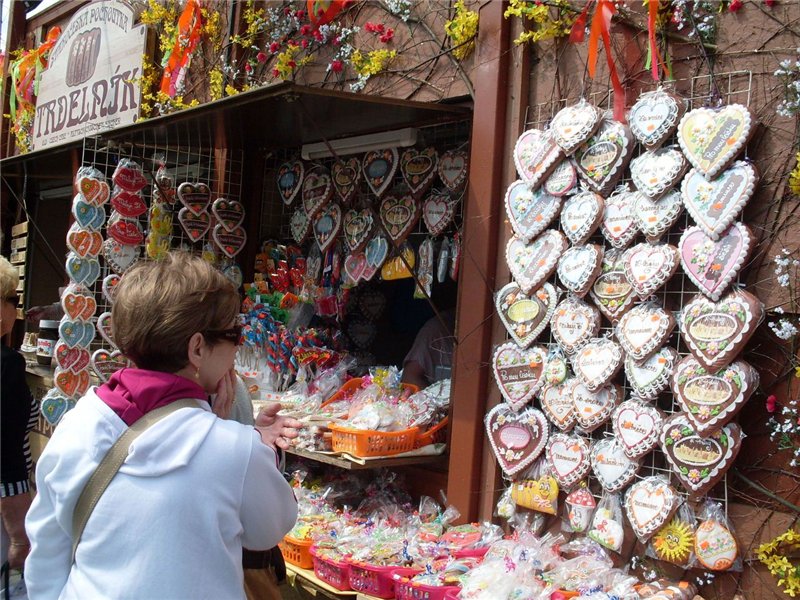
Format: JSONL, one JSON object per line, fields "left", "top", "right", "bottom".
{"left": 513, "top": 71, "right": 757, "bottom": 515}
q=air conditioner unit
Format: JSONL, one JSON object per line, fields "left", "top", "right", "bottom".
{"left": 301, "top": 127, "right": 418, "bottom": 160}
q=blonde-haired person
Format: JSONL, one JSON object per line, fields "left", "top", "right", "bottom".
{"left": 0, "top": 256, "right": 36, "bottom": 579}
{"left": 25, "top": 253, "right": 301, "bottom": 600}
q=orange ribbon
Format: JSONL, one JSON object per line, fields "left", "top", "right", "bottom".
{"left": 587, "top": 0, "right": 625, "bottom": 122}
{"left": 160, "top": 0, "right": 203, "bottom": 97}
{"left": 307, "top": 0, "right": 347, "bottom": 26}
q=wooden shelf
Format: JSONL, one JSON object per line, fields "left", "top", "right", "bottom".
{"left": 285, "top": 446, "right": 447, "bottom": 470}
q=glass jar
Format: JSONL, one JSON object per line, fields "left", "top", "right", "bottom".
{"left": 36, "top": 320, "right": 59, "bottom": 366}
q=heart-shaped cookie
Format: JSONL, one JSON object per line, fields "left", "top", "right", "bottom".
{"left": 677, "top": 104, "right": 754, "bottom": 179}
{"left": 358, "top": 289, "right": 387, "bottom": 320}
{"left": 41, "top": 389, "right": 73, "bottom": 426}
{"left": 633, "top": 189, "right": 684, "bottom": 243}
{"left": 496, "top": 281, "right": 556, "bottom": 348}
{"left": 401, "top": 147, "right": 438, "bottom": 197}
{"left": 505, "top": 181, "right": 561, "bottom": 243}
{"left": 365, "top": 235, "right": 390, "bottom": 270}
{"left": 67, "top": 224, "right": 103, "bottom": 258}
{"left": 347, "top": 319, "right": 376, "bottom": 349}
{"left": 54, "top": 367, "right": 90, "bottom": 399}
{"left": 102, "top": 238, "right": 140, "bottom": 274}
{"left": 591, "top": 438, "right": 639, "bottom": 492}
{"left": 212, "top": 224, "right": 247, "bottom": 258}
{"left": 560, "top": 191, "right": 604, "bottom": 245}
{"left": 107, "top": 216, "right": 144, "bottom": 246}
{"left": 61, "top": 285, "right": 97, "bottom": 321}
{"left": 379, "top": 193, "right": 419, "bottom": 244}
{"left": 363, "top": 148, "right": 399, "bottom": 197}
{"left": 344, "top": 252, "right": 367, "bottom": 284}
{"left": 661, "top": 414, "right": 742, "bottom": 496}
{"left": 679, "top": 288, "right": 763, "bottom": 370}
{"left": 312, "top": 204, "right": 342, "bottom": 253}
{"left": 575, "top": 117, "right": 635, "bottom": 196}
{"left": 557, "top": 244, "right": 604, "bottom": 297}
{"left": 551, "top": 295, "right": 601, "bottom": 355}
{"left": 589, "top": 249, "right": 636, "bottom": 323}
{"left": 112, "top": 160, "right": 148, "bottom": 193}
{"left": 72, "top": 195, "right": 106, "bottom": 230}
{"left": 624, "top": 477, "right": 679, "bottom": 542}
{"left": 679, "top": 222, "right": 752, "bottom": 301}
{"left": 65, "top": 254, "right": 101, "bottom": 287}
{"left": 544, "top": 160, "right": 578, "bottom": 196}
{"left": 539, "top": 378, "right": 577, "bottom": 432}
{"left": 290, "top": 208, "right": 311, "bottom": 244}
{"left": 505, "top": 230, "right": 567, "bottom": 293}
{"left": 629, "top": 89, "right": 687, "bottom": 150}
{"left": 91, "top": 349, "right": 134, "bottom": 382}
{"left": 437, "top": 149, "right": 469, "bottom": 193}
{"left": 422, "top": 192, "right": 455, "bottom": 237}
{"left": 177, "top": 182, "right": 211, "bottom": 216}
{"left": 572, "top": 337, "right": 623, "bottom": 391}
{"left": 672, "top": 355, "right": 759, "bottom": 437}
{"left": 331, "top": 158, "right": 360, "bottom": 205}
{"left": 54, "top": 341, "right": 90, "bottom": 374}
{"left": 343, "top": 208, "right": 374, "bottom": 253}
{"left": 545, "top": 432, "right": 591, "bottom": 488}
{"left": 96, "top": 312, "right": 116, "bottom": 348}
{"left": 277, "top": 161, "right": 304, "bottom": 205}
{"left": 550, "top": 101, "right": 604, "bottom": 155}
{"left": 513, "top": 129, "right": 564, "bottom": 189}
{"left": 492, "top": 342, "right": 548, "bottom": 411}
{"left": 77, "top": 174, "right": 110, "bottom": 206}
{"left": 623, "top": 242, "right": 679, "bottom": 299}
{"left": 601, "top": 187, "right": 640, "bottom": 249}
{"left": 302, "top": 166, "right": 333, "bottom": 218}
{"left": 178, "top": 207, "right": 210, "bottom": 242}
{"left": 612, "top": 400, "right": 663, "bottom": 458}
{"left": 681, "top": 161, "right": 757, "bottom": 240}
{"left": 615, "top": 303, "right": 675, "bottom": 361}
{"left": 572, "top": 381, "right": 620, "bottom": 432}
{"left": 212, "top": 198, "right": 245, "bottom": 232}
{"left": 485, "top": 404, "right": 549, "bottom": 476}
{"left": 102, "top": 274, "right": 121, "bottom": 305}
{"left": 110, "top": 189, "right": 148, "bottom": 218}
{"left": 630, "top": 146, "right": 688, "bottom": 200}
{"left": 624, "top": 345, "right": 678, "bottom": 400}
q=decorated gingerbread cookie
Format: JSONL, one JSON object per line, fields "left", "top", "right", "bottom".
{"left": 550, "top": 100, "right": 604, "bottom": 155}
{"left": 539, "top": 378, "right": 577, "bottom": 432}
{"left": 572, "top": 381, "right": 620, "bottom": 432}
{"left": 331, "top": 157, "right": 360, "bottom": 205}
{"left": 624, "top": 345, "right": 679, "bottom": 400}
{"left": 505, "top": 230, "right": 568, "bottom": 293}
{"left": 546, "top": 432, "right": 591, "bottom": 488}
{"left": 565, "top": 486, "right": 596, "bottom": 533}
{"left": 572, "top": 337, "right": 624, "bottom": 391}
{"left": 504, "top": 180, "right": 562, "bottom": 242}
{"left": 624, "top": 476, "right": 679, "bottom": 542}
{"left": 575, "top": 116, "right": 635, "bottom": 196}
{"left": 343, "top": 208, "right": 374, "bottom": 253}
{"left": 615, "top": 302, "right": 675, "bottom": 361}
{"left": 557, "top": 244, "right": 604, "bottom": 297}
{"left": 590, "top": 248, "right": 637, "bottom": 323}
{"left": 379, "top": 193, "right": 420, "bottom": 245}
{"left": 302, "top": 166, "right": 333, "bottom": 218}
{"left": 629, "top": 146, "right": 689, "bottom": 200}
{"left": 496, "top": 282, "right": 557, "bottom": 348}
{"left": 543, "top": 160, "right": 578, "bottom": 197}
{"left": 679, "top": 222, "right": 753, "bottom": 301}
{"left": 622, "top": 242, "right": 680, "bottom": 299}
{"left": 560, "top": 190, "right": 605, "bottom": 246}
{"left": 612, "top": 399, "right": 664, "bottom": 458}
{"left": 363, "top": 148, "right": 399, "bottom": 197}
{"left": 591, "top": 438, "right": 639, "bottom": 492}
{"left": 438, "top": 149, "right": 469, "bottom": 193}
{"left": 400, "top": 147, "right": 438, "bottom": 198}
{"left": 633, "top": 189, "right": 684, "bottom": 243}
{"left": 422, "top": 192, "right": 455, "bottom": 236}
{"left": 695, "top": 513, "right": 739, "bottom": 571}
{"left": 485, "top": 404, "right": 549, "bottom": 476}
{"left": 513, "top": 128, "right": 564, "bottom": 189}
{"left": 312, "top": 204, "right": 342, "bottom": 253}
{"left": 277, "top": 161, "right": 304, "bottom": 205}
{"left": 601, "top": 187, "right": 640, "bottom": 249}
{"left": 492, "top": 342, "right": 548, "bottom": 411}
{"left": 629, "top": 89, "right": 687, "bottom": 150}
{"left": 551, "top": 295, "right": 601, "bottom": 355}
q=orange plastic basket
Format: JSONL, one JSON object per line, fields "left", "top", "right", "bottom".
{"left": 278, "top": 535, "right": 314, "bottom": 569}
{"left": 329, "top": 424, "right": 419, "bottom": 457}
{"left": 415, "top": 416, "right": 449, "bottom": 448}
{"left": 321, "top": 379, "right": 420, "bottom": 410}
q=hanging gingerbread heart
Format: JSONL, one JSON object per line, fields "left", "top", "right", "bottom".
{"left": 556, "top": 244, "right": 604, "bottom": 297}
{"left": 591, "top": 438, "right": 639, "bottom": 492}
{"left": 302, "top": 166, "right": 333, "bottom": 219}
{"left": 539, "top": 378, "right": 577, "bottom": 432}
{"left": 513, "top": 128, "right": 564, "bottom": 189}
{"left": 485, "top": 404, "right": 549, "bottom": 476}
{"left": 112, "top": 159, "right": 147, "bottom": 193}
{"left": 573, "top": 381, "right": 620, "bottom": 432}
{"left": 277, "top": 160, "right": 304, "bottom": 206}
{"left": 681, "top": 161, "right": 757, "bottom": 241}
{"left": 630, "top": 146, "right": 689, "bottom": 200}
{"left": 178, "top": 207, "right": 210, "bottom": 242}
{"left": 331, "top": 157, "right": 360, "bottom": 205}
{"left": 312, "top": 203, "right": 342, "bottom": 253}
{"left": 59, "top": 317, "right": 95, "bottom": 348}
{"left": 601, "top": 187, "right": 640, "bottom": 249}
{"left": 550, "top": 100, "right": 604, "bottom": 155}
{"left": 612, "top": 399, "right": 664, "bottom": 458}
{"left": 590, "top": 249, "right": 637, "bottom": 323}
{"left": 102, "top": 274, "right": 121, "bottom": 305}
{"left": 504, "top": 180, "right": 561, "bottom": 243}
{"left": 615, "top": 303, "right": 675, "bottom": 361}
{"left": 347, "top": 319, "right": 377, "bottom": 349}
{"left": 54, "top": 367, "right": 90, "bottom": 399}
{"left": 544, "top": 160, "right": 578, "bottom": 197}
{"left": 343, "top": 208, "right": 374, "bottom": 253}
{"left": 77, "top": 174, "right": 110, "bottom": 206}
{"left": 61, "top": 284, "right": 96, "bottom": 321}
{"left": 624, "top": 345, "right": 678, "bottom": 400}
{"left": 551, "top": 295, "right": 601, "bottom": 355}
{"left": 177, "top": 182, "right": 211, "bottom": 216}
{"left": 54, "top": 341, "right": 90, "bottom": 374}
{"left": 629, "top": 89, "right": 687, "bottom": 150}
{"left": 546, "top": 432, "right": 591, "bottom": 488}
{"left": 212, "top": 224, "right": 247, "bottom": 258}
{"left": 495, "top": 281, "right": 556, "bottom": 348}
{"left": 358, "top": 289, "right": 387, "bottom": 320}
{"left": 422, "top": 192, "right": 455, "bottom": 237}
{"left": 290, "top": 208, "right": 311, "bottom": 245}
{"left": 110, "top": 189, "right": 148, "bottom": 218}
{"left": 575, "top": 117, "right": 635, "bottom": 196}
{"left": 624, "top": 476, "right": 679, "bottom": 542}
{"left": 672, "top": 355, "right": 759, "bottom": 437}
{"left": 344, "top": 252, "right": 367, "bottom": 284}
{"left": 571, "top": 337, "right": 623, "bottom": 391}
{"left": 633, "top": 189, "right": 684, "bottom": 243}
{"left": 679, "top": 288, "right": 764, "bottom": 370}
{"left": 379, "top": 193, "right": 419, "bottom": 245}
{"left": 623, "top": 242, "right": 680, "bottom": 299}
{"left": 492, "top": 342, "right": 548, "bottom": 411}
{"left": 211, "top": 198, "right": 245, "bottom": 232}
{"left": 679, "top": 222, "right": 752, "bottom": 301}
{"left": 65, "top": 253, "right": 100, "bottom": 287}
{"left": 96, "top": 312, "right": 116, "bottom": 348}
{"left": 505, "top": 230, "right": 567, "bottom": 293}
{"left": 560, "top": 190, "right": 604, "bottom": 246}
{"left": 437, "top": 149, "right": 469, "bottom": 193}
{"left": 400, "top": 147, "right": 439, "bottom": 197}
{"left": 365, "top": 234, "right": 390, "bottom": 271}
{"left": 102, "top": 239, "right": 140, "bottom": 274}
{"left": 91, "top": 349, "right": 134, "bottom": 382}
{"left": 363, "top": 148, "right": 399, "bottom": 197}
{"left": 72, "top": 195, "right": 106, "bottom": 230}
{"left": 107, "top": 216, "right": 144, "bottom": 246}
{"left": 677, "top": 104, "right": 755, "bottom": 179}
{"left": 41, "top": 389, "right": 72, "bottom": 426}
{"left": 67, "top": 223, "right": 103, "bottom": 258}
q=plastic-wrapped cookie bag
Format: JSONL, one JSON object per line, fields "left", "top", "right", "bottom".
{"left": 647, "top": 501, "right": 697, "bottom": 568}
{"left": 587, "top": 491, "right": 624, "bottom": 553}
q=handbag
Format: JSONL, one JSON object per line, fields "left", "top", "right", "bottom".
{"left": 71, "top": 399, "right": 198, "bottom": 563}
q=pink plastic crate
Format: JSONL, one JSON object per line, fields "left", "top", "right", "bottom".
{"left": 348, "top": 560, "right": 398, "bottom": 598}
{"left": 309, "top": 546, "right": 351, "bottom": 591}
{"left": 392, "top": 568, "right": 460, "bottom": 600}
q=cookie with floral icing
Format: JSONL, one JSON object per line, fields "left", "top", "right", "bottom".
{"left": 590, "top": 248, "right": 636, "bottom": 323}
{"left": 629, "top": 89, "right": 687, "bottom": 150}
{"left": 677, "top": 104, "right": 754, "bottom": 180}
{"left": 575, "top": 117, "right": 635, "bottom": 197}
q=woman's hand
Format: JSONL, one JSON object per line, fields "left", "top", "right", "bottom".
{"left": 211, "top": 368, "right": 236, "bottom": 419}
{"left": 255, "top": 402, "right": 302, "bottom": 450}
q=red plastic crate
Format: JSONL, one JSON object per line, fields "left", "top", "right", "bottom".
{"left": 309, "top": 545, "right": 351, "bottom": 591}
{"left": 347, "top": 560, "right": 398, "bottom": 598}
{"left": 392, "top": 568, "right": 460, "bottom": 600}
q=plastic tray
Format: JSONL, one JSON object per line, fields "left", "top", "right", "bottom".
{"left": 415, "top": 416, "right": 449, "bottom": 448}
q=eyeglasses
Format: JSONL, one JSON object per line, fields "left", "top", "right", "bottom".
{"left": 203, "top": 323, "right": 243, "bottom": 346}
{"left": 4, "top": 295, "right": 19, "bottom": 306}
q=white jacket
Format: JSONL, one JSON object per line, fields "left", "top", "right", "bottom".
{"left": 25, "top": 390, "right": 297, "bottom": 600}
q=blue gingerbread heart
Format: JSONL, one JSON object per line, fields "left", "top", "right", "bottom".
{"left": 72, "top": 196, "right": 105, "bottom": 230}
{"left": 40, "top": 389, "right": 73, "bottom": 426}
{"left": 66, "top": 253, "right": 101, "bottom": 286}
{"left": 59, "top": 317, "right": 95, "bottom": 348}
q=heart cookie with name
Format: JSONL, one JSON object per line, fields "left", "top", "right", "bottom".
{"left": 61, "top": 284, "right": 96, "bottom": 321}
{"left": 572, "top": 337, "right": 623, "bottom": 391}
{"left": 379, "top": 193, "right": 419, "bottom": 244}
{"left": 623, "top": 242, "right": 680, "bottom": 299}
{"left": 102, "top": 238, "right": 140, "bottom": 274}
{"left": 544, "top": 160, "right": 578, "bottom": 196}
{"left": 110, "top": 189, "right": 147, "bottom": 218}
{"left": 365, "top": 235, "right": 390, "bottom": 270}
{"left": 633, "top": 189, "right": 684, "bottom": 243}
{"left": 178, "top": 207, "right": 210, "bottom": 242}
{"left": 312, "top": 204, "right": 342, "bottom": 253}
{"left": 331, "top": 158, "right": 360, "bottom": 205}
{"left": 438, "top": 149, "right": 469, "bottom": 193}
{"left": 59, "top": 317, "right": 95, "bottom": 348}
{"left": 91, "top": 349, "right": 134, "bottom": 383}
{"left": 495, "top": 282, "right": 556, "bottom": 348}
{"left": 575, "top": 117, "right": 635, "bottom": 196}
{"left": 401, "top": 147, "right": 438, "bottom": 197}
{"left": 41, "top": 389, "right": 73, "bottom": 426}
{"left": 546, "top": 432, "right": 591, "bottom": 488}
{"left": 363, "top": 148, "right": 399, "bottom": 197}
{"left": 72, "top": 195, "right": 106, "bottom": 230}
{"left": 672, "top": 355, "right": 759, "bottom": 437}
{"left": 67, "top": 224, "right": 103, "bottom": 258}
{"left": 591, "top": 438, "right": 639, "bottom": 492}
{"left": 677, "top": 104, "right": 754, "bottom": 180}
{"left": 492, "top": 342, "right": 548, "bottom": 411}
{"left": 557, "top": 244, "right": 604, "bottom": 297}
{"left": 422, "top": 192, "right": 455, "bottom": 237}
{"left": 679, "top": 288, "right": 763, "bottom": 370}
{"left": 212, "top": 198, "right": 245, "bottom": 232}
{"left": 561, "top": 190, "right": 604, "bottom": 245}
{"left": 513, "top": 129, "right": 564, "bottom": 189}
{"left": 679, "top": 222, "right": 753, "bottom": 301}
{"left": 96, "top": 312, "right": 116, "bottom": 348}
{"left": 485, "top": 404, "right": 549, "bottom": 476}
{"left": 344, "top": 252, "right": 367, "bottom": 284}
{"left": 539, "top": 378, "right": 577, "bottom": 432}
{"left": 573, "top": 381, "right": 620, "bottom": 432}
{"left": 505, "top": 230, "right": 567, "bottom": 293}
{"left": 624, "top": 477, "right": 679, "bottom": 542}
{"left": 77, "top": 174, "right": 110, "bottom": 206}
{"left": 630, "top": 146, "right": 688, "bottom": 200}
{"left": 616, "top": 303, "right": 675, "bottom": 361}
{"left": 112, "top": 160, "right": 147, "bottom": 193}
{"left": 629, "top": 89, "right": 686, "bottom": 150}
{"left": 505, "top": 180, "right": 561, "bottom": 243}
{"left": 612, "top": 400, "right": 663, "bottom": 458}
{"left": 551, "top": 295, "right": 600, "bottom": 355}
{"left": 624, "top": 345, "right": 679, "bottom": 400}
{"left": 107, "top": 216, "right": 144, "bottom": 246}
{"left": 590, "top": 249, "right": 636, "bottom": 323}
{"left": 661, "top": 414, "right": 742, "bottom": 496}
{"left": 55, "top": 367, "right": 90, "bottom": 399}
{"left": 102, "top": 274, "right": 121, "bottom": 305}
{"left": 601, "top": 187, "right": 640, "bottom": 249}
{"left": 343, "top": 208, "right": 374, "bottom": 253}
{"left": 65, "top": 253, "right": 100, "bottom": 287}
{"left": 177, "top": 182, "right": 211, "bottom": 216}
{"left": 290, "top": 208, "right": 311, "bottom": 244}
{"left": 55, "top": 341, "right": 91, "bottom": 374}
{"left": 550, "top": 101, "right": 604, "bottom": 155}
{"left": 681, "top": 161, "right": 757, "bottom": 240}
{"left": 277, "top": 161, "right": 304, "bottom": 206}
{"left": 302, "top": 166, "right": 333, "bottom": 219}
{"left": 213, "top": 224, "right": 247, "bottom": 258}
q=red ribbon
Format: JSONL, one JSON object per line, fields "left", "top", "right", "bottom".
{"left": 646, "top": 0, "right": 669, "bottom": 81}
{"left": 160, "top": 0, "right": 203, "bottom": 97}
{"left": 307, "top": 0, "right": 347, "bottom": 26}
{"left": 587, "top": 0, "right": 625, "bottom": 122}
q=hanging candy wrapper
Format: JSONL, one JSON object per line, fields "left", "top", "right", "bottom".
{"left": 510, "top": 457, "right": 559, "bottom": 515}
{"left": 437, "top": 237, "right": 450, "bottom": 283}
{"left": 647, "top": 500, "right": 697, "bottom": 568}
{"left": 587, "top": 491, "right": 625, "bottom": 553}
{"left": 693, "top": 498, "right": 741, "bottom": 572}
{"left": 414, "top": 237, "right": 434, "bottom": 299}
